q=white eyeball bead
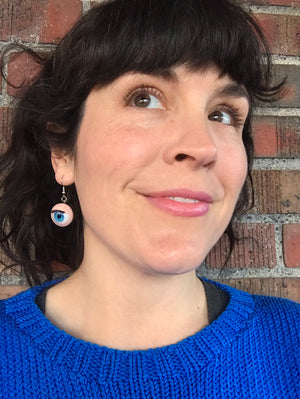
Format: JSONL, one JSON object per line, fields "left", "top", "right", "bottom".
{"left": 51, "top": 203, "right": 74, "bottom": 227}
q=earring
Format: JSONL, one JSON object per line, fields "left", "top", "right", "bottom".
{"left": 51, "top": 185, "right": 74, "bottom": 227}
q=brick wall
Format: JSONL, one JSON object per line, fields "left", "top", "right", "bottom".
{"left": 0, "top": 0, "right": 299, "bottom": 301}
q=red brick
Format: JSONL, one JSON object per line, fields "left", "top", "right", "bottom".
{"left": 252, "top": 117, "right": 278, "bottom": 157}
{"left": 283, "top": 224, "right": 300, "bottom": 268}
{"left": 217, "top": 278, "right": 300, "bottom": 302}
{"left": 276, "top": 117, "right": 300, "bottom": 158}
{"left": 0, "top": 0, "right": 81, "bottom": 43}
{"left": 0, "top": 285, "right": 28, "bottom": 300}
{"left": 237, "top": 0, "right": 300, "bottom": 5}
{"left": 273, "top": 64, "right": 300, "bottom": 109}
{"left": 51, "top": 261, "right": 72, "bottom": 273}
{"left": 268, "top": 0, "right": 300, "bottom": 7}
{"left": 0, "top": 0, "right": 43, "bottom": 41}
{"left": 251, "top": 170, "right": 300, "bottom": 214}
{"left": 40, "top": 0, "right": 82, "bottom": 43}
{"left": 0, "top": 263, "right": 22, "bottom": 276}
{"left": 206, "top": 223, "right": 276, "bottom": 268}
{"left": 255, "top": 14, "right": 299, "bottom": 55}
{"left": 0, "top": 107, "right": 13, "bottom": 152}
{"left": 254, "top": 67, "right": 300, "bottom": 110}
{"left": 7, "top": 52, "right": 42, "bottom": 97}
{"left": 269, "top": 0, "right": 300, "bottom": 7}
{"left": 252, "top": 116, "right": 300, "bottom": 158}
{"left": 268, "top": 0, "right": 300, "bottom": 5}
{"left": 0, "top": 1, "right": 10, "bottom": 40}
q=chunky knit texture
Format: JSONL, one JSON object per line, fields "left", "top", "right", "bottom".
{"left": 0, "top": 279, "right": 299, "bottom": 398}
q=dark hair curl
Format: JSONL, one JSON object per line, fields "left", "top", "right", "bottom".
{"left": 0, "top": 0, "right": 285, "bottom": 285}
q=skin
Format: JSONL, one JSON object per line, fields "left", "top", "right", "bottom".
{"left": 49, "top": 65, "right": 249, "bottom": 350}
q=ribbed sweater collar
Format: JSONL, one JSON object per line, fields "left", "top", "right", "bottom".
{"left": 4, "top": 279, "right": 255, "bottom": 383}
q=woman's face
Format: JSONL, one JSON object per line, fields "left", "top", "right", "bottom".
{"left": 61, "top": 66, "right": 249, "bottom": 275}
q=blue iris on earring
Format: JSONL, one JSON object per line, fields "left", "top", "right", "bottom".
{"left": 51, "top": 203, "right": 73, "bottom": 227}
{"left": 52, "top": 210, "right": 66, "bottom": 223}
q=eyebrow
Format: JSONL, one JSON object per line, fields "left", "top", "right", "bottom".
{"left": 140, "top": 70, "right": 250, "bottom": 104}
{"left": 147, "top": 69, "right": 179, "bottom": 82}
{"left": 216, "top": 83, "right": 250, "bottom": 104}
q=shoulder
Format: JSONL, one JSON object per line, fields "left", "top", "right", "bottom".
{"left": 216, "top": 280, "right": 299, "bottom": 320}
{"left": 0, "top": 285, "right": 37, "bottom": 333}
{"left": 229, "top": 282, "right": 299, "bottom": 341}
{"left": 216, "top": 282, "right": 300, "bottom": 369}
{"left": 213, "top": 280, "right": 300, "bottom": 338}
{"left": 245, "top": 294, "right": 300, "bottom": 372}
{"left": 0, "top": 291, "right": 26, "bottom": 349}
{"left": 252, "top": 291, "right": 300, "bottom": 311}
{"left": 0, "top": 280, "right": 60, "bottom": 335}
{"left": 251, "top": 293, "right": 300, "bottom": 330}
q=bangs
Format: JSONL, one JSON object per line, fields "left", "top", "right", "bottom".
{"left": 71, "top": 0, "right": 268, "bottom": 102}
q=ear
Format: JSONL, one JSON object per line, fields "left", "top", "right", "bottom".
{"left": 51, "top": 151, "right": 75, "bottom": 186}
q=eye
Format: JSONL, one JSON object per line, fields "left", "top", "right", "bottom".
{"left": 51, "top": 210, "right": 71, "bottom": 227}
{"left": 51, "top": 203, "right": 74, "bottom": 227}
{"left": 208, "top": 106, "right": 245, "bottom": 128}
{"left": 125, "top": 87, "right": 164, "bottom": 109}
{"left": 208, "top": 110, "right": 232, "bottom": 125}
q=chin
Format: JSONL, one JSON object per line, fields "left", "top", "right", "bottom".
{"left": 139, "top": 247, "right": 207, "bottom": 276}
{"left": 133, "top": 232, "right": 215, "bottom": 276}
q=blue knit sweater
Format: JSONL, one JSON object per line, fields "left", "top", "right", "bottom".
{"left": 0, "top": 279, "right": 299, "bottom": 398}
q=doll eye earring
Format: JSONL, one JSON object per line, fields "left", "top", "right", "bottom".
{"left": 51, "top": 184, "right": 74, "bottom": 227}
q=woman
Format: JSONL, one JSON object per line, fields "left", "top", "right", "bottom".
{"left": 0, "top": 0, "right": 299, "bottom": 398}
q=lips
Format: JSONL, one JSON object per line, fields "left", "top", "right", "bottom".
{"left": 143, "top": 189, "right": 212, "bottom": 217}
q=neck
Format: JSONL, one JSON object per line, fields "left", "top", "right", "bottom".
{"left": 46, "top": 258, "right": 208, "bottom": 350}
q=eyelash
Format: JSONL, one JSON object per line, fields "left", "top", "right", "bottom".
{"left": 215, "top": 104, "right": 246, "bottom": 128}
{"left": 123, "top": 85, "right": 246, "bottom": 127}
{"left": 124, "top": 86, "right": 164, "bottom": 107}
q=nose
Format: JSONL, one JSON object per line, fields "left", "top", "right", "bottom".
{"left": 162, "top": 116, "right": 218, "bottom": 168}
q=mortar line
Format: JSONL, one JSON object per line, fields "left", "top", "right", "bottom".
{"left": 252, "top": 158, "right": 300, "bottom": 170}
{"left": 197, "top": 265, "right": 300, "bottom": 280}
{"left": 238, "top": 214, "right": 300, "bottom": 224}
{"left": 81, "top": 1, "right": 91, "bottom": 13}
{"left": 271, "top": 55, "right": 300, "bottom": 65}
{"left": 253, "top": 107, "right": 300, "bottom": 117}
{"left": 247, "top": 5, "right": 300, "bottom": 16}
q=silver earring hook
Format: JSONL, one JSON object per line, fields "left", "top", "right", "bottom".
{"left": 61, "top": 186, "right": 67, "bottom": 203}
{"left": 60, "top": 176, "right": 67, "bottom": 203}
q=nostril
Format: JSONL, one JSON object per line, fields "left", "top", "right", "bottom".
{"left": 175, "top": 153, "right": 187, "bottom": 161}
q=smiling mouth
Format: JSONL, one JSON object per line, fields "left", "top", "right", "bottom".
{"left": 167, "top": 197, "right": 200, "bottom": 203}
{"left": 143, "top": 190, "right": 212, "bottom": 217}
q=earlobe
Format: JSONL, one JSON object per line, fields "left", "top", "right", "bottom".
{"left": 51, "top": 151, "right": 75, "bottom": 186}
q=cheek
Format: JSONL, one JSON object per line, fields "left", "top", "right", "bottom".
{"left": 220, "top": 141, "right": 248, "bottom": 193}
{"left": 237, "top": 144, "right": 248, "bottom": 180}
{"left": 75, "top": 122, "right": 160, "bottom": 179}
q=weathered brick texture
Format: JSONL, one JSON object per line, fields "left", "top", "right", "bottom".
{"left": 255, "top": 14, "right": 300, "bottom": 56}
{"left": 273, "top": 65, "right": 300, "bottom": 109}
{"left": 0, "top": 0, "right": 81, "bottom": 43}
{"left": 7, "top": 52, "right": 41, "bottom": 97}
{"left": 283, "top": 224, "right": 300, "bottom": 267}
{"left": 0, "top": 107, "right": 12, "bottom": 151}
{"left": 0, "top": 285, "right": 28, "bottom": 300}
{"left": 252, "top": 116, "right": 300, "bottom": 158}
{"left": 206, "top": 224, "right": 276, "bottom": 269}
{"left": 218, "top": 278, "right": 300, "bottom": 302}
{"left": 238, "top": 0, "right": 300, "bottom": 5}
{"left": 251, "top": 170, "right": 300, "bottom": 214}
